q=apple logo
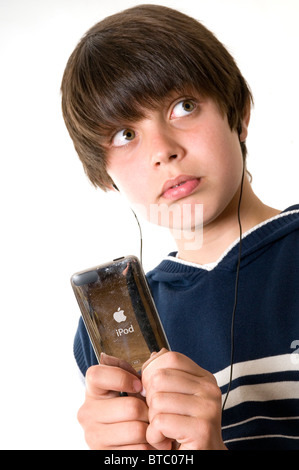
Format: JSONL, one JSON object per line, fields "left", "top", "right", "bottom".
{"left": 113, "top": 307, "right": 127, "bottom": 323}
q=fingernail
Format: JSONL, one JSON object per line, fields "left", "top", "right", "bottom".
{"left": 133, "top": 379, "right": 142, "bottom": 393}
{"left": 100, "top": 352, "right": 107, "bottom": 363}
{"left": 140, "top": 386, "right": 147, "bottom": 397}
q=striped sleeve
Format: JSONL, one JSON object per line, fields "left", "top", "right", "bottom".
{"left": 216, "top": 354, "right": 299, "bottom": 449}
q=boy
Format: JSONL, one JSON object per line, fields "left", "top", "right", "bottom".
{"left": 61, "top": 5, "right": 299, "bottom": 450}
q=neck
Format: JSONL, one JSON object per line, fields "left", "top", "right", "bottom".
{"left": 173, "top": 178, "right": 280, "bottom": 265}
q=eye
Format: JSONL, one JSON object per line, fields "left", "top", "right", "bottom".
{"left": 112, "top": 128, "right": 136, "bottom": 147}
{"left": 171, "top": 99, "right": 196, "bottom": 119}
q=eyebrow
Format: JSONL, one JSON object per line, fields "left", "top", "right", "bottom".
{"left": 98, "top": 87, "right": 203, "bottom": 143}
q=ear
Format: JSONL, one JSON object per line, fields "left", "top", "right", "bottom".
{"left": 239, "top": 101, "right": 251, "bottom": 142}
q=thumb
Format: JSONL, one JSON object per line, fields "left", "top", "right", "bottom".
{"left": 100, "top": 352, "right": 140, "bottom": 378}
{"left": 85, "top": 363, "right": 143, "bottom": 399}
{"left": 141, "top": 348, "right": 169, "bottom": 372}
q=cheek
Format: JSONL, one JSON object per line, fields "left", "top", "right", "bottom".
{"left": 204, "top": 124, "right": 243, "bottom": 178}
{"left": 193, "top": 124, "right": 244, "bottom": 215}
{"left": 108, "top": 163, "right": 152, "bottom": 208}
{"left": 221, "top": 135, "right": 244, "bottom": 183}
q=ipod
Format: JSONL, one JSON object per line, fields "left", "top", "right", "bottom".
{"left": 71, "top": 255, "right": 170, "bottom": 371}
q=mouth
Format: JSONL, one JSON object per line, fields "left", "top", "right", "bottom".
{"left": 161, "top": 175, "right": 201, "bottom": 201}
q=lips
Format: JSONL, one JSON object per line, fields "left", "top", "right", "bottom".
{"left": 161, "top": 175, "right": 200, "bottom": 201}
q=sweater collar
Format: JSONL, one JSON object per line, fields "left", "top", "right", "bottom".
{"left": 152, "top": 205, "right": 299, "bottom": 274}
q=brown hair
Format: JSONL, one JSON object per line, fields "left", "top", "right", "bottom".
{"left": 61, "top": 4, "right": 253, "bottom": 190}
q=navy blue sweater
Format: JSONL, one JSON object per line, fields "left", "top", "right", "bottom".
{"left": 74, "top": 205, "right": 299, "bottom": 449}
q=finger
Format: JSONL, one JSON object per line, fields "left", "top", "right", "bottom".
{"left": 142, "top": 351, "right": 216, "bottom": 382}
{"left": 146, "top": 368, "right": 219, "bottom": 398}
{"left": 142, "top": 358, "right": 217, "bottom": 402}
{"left": 85, "top": 364, "right": 142, "bottom": 399}
{"left": 142, "top": 350, "right": 217, "bottom": 396}
{"left": 144, "top": 368, "right": 200, "bottom": 397}
{"left": 87, "top": 420, "right": 149, "bottom": 449}
{"left": 108, "top": 444, "right": 156, "bottom": 450}
{"left": 80, "top": 395, "right": 149, "bottom": 425}
{"left": 148, "top": 392, "right": 201, "bottom": 422}
{"left": 146, "top": 413, "right": 200, "bottom": 450}
{"left": 147, "top": 412, "right": 225, "bottom": 450}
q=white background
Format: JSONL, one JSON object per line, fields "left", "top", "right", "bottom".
{"left": 0, "top": 0, "right": 298, "bottom": 450}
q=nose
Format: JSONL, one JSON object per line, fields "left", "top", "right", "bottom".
{"left": 148, "top": 125, "right": 185, "bottom": 167}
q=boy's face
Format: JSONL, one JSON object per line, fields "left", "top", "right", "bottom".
{"left": 105, "top": 92, "right": 247, "bottom": 230}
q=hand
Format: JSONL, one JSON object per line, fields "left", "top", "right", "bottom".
{"left": 141, "top": 349, "right": 226, "bottom": 450}
{"left": 77, "top": 354, "right": 153, "bottom": 450}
